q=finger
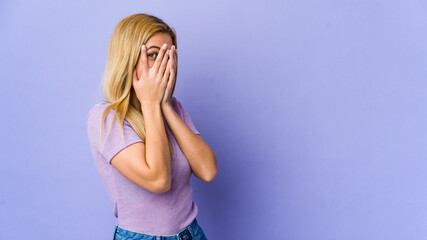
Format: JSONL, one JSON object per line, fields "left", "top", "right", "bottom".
{"left": 140, "top": 44, "right": 148, "bottom": 75}
{"left": 169, "top": 59, "right": 175, "bottom": 84}
{"left": 173, "top": 47, "right": 177, "bottom": 72}
{"left": 163, "top": 83, "right": 171, "bottom": 103}
{"left": 152, "top": 43, "right": 168, "bottom": 72}
{"left": 171, "top": 45, "right": 177, "bottom": 71}
{"left": 162, "top": 59, "right": 171, "bottom": 82}
{"left": 165, "top": 60, "right": 175, "bottom": 97}
{"left": 158, "top": 49, "right": 170, "bottom": 77}
{"left": 163, "top": 62, "right": 173, "bottom": 100}
{"left": 169, "top": 45, "right": 174, "bottom": 60}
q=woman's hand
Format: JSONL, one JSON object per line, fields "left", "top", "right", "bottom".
{"left": 132, "top": 43, "right": 171, "bottom": 105}
{"left": 161, "top": 45, "right": 177, "bottom": 108}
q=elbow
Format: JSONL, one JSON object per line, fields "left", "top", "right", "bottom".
{"left": 157, "top": 184, "right": 171, "bottom": 194}
{"left": 200, "top": 155, "right": 218, "bottom": 182}
{"left": 151, "top": 177, "right": 171, "bottom": 194}
{"left": 201, "top": 168, "right": 217, "bottom": 182}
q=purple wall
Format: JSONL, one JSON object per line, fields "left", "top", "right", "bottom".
{"left": 1, "top": 0, "right": 426, "bottom": 239}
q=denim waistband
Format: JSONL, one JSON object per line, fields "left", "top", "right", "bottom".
{"left": 113, "top": 218, "right": 200, "bottom": 240}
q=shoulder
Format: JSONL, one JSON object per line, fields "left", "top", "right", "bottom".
{"left": 171, "top": 96, "right": 179, "bottom": 106}
{"left": 87, "top": 102, "right": 113, "bottom": 117}
{"left": 88, "top": 102, "right": 110, "bottom": 114}
{"left": 86, "top": 102, "right": 117, "bottom": 127}
{"left": 171, "top": 96, "right": 183, "bottom": 109}
{"left": 171, "top": 96, "right": 186, "bottom": 115}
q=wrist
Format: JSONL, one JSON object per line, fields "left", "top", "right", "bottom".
{"left": 140, "top": 101, "right": 161, "bottom": 112}
{"left": 161, "top": 101, "right": 172, "bottom": 110}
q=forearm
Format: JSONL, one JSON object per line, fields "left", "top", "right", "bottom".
{"left": 141, "top": 102, "right": 171, "bottom": 183}
{"left": 161, "top": 103, "right": 217, "bottom": 182}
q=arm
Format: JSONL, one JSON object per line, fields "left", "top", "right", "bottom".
{"left": 161, "top": 103, "right": 217, "bottom": 182}
{"left": 110, "top": 42, "right": 174, "bottom": 193}
{"left": 140, "top": 102, "right": 172, "bottom": 187}
{"left": 110, "top": 102, "right": 171, "bottom": 193}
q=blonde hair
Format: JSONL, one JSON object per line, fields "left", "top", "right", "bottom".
{"left": 100, "top": 13, "right": 177, "bottom": 155}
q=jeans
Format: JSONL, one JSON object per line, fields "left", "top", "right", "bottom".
{"left": 112, "top": 218, "right": 208, "bottom": 240}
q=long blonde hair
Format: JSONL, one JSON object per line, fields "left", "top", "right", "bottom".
{"left": 100, "top": 13, "right": 177, "bottom": 155}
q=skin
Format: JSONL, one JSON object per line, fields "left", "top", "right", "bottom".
{"left": 131, "top": 32, "right": 175, "bottom": 110}
{"left": 131, "top": 32, "right": 217, "bottom": 182}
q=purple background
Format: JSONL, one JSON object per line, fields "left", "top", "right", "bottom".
{"left": 1, "top": 0, "right": 427, "bottom": 239}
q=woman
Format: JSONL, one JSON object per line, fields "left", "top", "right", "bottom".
{"left": 86, "top": 13, "right": 217, "bottom": 240}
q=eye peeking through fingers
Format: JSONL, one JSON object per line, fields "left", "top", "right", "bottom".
{"left": 147, "top": 52, "right": 158, "bottom": 60}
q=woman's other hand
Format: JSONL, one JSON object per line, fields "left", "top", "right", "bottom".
{"left": 132, "top": 43, "right": 171, "bottom": 105}
{"left": 161, "top": 45, "right": 177, "bottom": 108}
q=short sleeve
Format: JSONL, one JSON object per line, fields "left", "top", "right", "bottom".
{"left": 87, "top": 103, "right": 144, "bottom": 164}
{"left": 173, "top": 97, "right": 200, "bottom": 135}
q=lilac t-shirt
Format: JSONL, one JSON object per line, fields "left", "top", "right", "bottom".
{"left": 86, "top": 96, "right": 200, "bottom": 236}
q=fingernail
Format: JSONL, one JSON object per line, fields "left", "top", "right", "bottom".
{"left": 162, "top": 43, "right": 167, "bottom": 49}
{"left": 141, "top": 44, "right": 146, "bottom": 50}
{"left": 166, "top": 50, "right": 170, "bottom": 54}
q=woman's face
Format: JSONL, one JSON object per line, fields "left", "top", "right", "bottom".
{"left": 135, "top": 32, "right": 174, "bottom": 78}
